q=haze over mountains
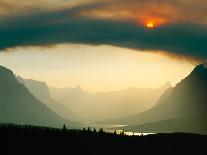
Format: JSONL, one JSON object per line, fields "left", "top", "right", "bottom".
{"left": 0, "top": 64, "right": 171, "bottom": 126}
{"left": 17, "top": 76, "right": 171, "bottom": 122}
{"left": 1, "top": 63, "right": 207, "bottom": 134}
{"left": 0, "top": 66, "right": 80, "bottom": 128}
{"left": 113, "top": 64, "right": 207, "bottom": 134}
{"left": 50, "top": 82, "right": 171, "bottom": 121}
{"left": 49, "top": 86, "right": 75, "bottom": 101}
{"left": 17, "top": 77, "right": 82, "bottom": 122}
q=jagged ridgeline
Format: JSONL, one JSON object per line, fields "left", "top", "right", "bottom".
{"left": 0, "top": 66, "right": 81, "bottom": 128}
{"left": 108, "top": 64, "right": 207, "bottom": 134}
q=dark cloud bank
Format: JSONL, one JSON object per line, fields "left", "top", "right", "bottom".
{"left": 0, "top": 6, "right": 207, "bottom": 60}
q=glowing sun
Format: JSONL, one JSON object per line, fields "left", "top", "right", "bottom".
{"left": 146, "top": 22, "right": 154, "bottom": 29}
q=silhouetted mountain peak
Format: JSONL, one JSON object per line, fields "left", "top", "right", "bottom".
{"left": 17, "top": 76, "right": 48, "bottom": 88}
{"left": 180, "top": 63, "right": 207, "bottom": 87}
{"left": 191, "top": 63, "right": 207, "bottom": 75}
{"left": 0, "top": 65, "right": 81, "bottom": 127}
{"left": 16, "top": 76, "right": 51, "bottom": 100}
{"left": 163, "top": 63, "right": 207, "bottom": 117}
{"left": 104, "top": 64, "right": 207, "bottom": 133}
{"left": 0, "top": 65, "right": 14, "bottom": 79}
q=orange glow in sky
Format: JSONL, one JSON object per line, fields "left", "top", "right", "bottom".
{"left": 142, "top": 17, "right": 166, "bottom": 29}
{"left": 146, "top": 21, "right": 155, "bottom": 29}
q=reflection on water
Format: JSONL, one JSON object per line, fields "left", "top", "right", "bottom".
{"left": 106, "top": 129, "right": 155, "bottom": 136}
{"left": 90, "top": 123, "right": 155, "bottom": 136}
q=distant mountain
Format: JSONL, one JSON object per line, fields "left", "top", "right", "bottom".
{"left": 17, "top": 76, "right": 82, "bottom": 123}
{"left": 157, "top": 87, "right": 173, "bottom": 103}
{"left": 51, "top": 82, "right": 171, "bottom": 121}
{"left": 17, "top": 77, "right": 50, "bottom": 101}
{"left": 0, "top": 66, "right": 80, "bottom": 127}
{"left": 112, "top": 64, "right": 207, "bottom": 133}
{"left": 49, "top": 86, "right": 74, "bottom": 101}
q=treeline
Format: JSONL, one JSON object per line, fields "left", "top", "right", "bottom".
{"left": 2, "top": 123, "right": 207, "bottom": 155}
{"left": 0, "top": 123, "right": 121, "bottom": 137}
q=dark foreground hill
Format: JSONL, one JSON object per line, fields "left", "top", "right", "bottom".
{"left": 107, "top": 64, "right": 207, "bottom": 134}
{"left": 0, "top": 65, "right": 80, "bottom": 128}
{"left": 2, "top": 124, "right": 207, "bottom": 155}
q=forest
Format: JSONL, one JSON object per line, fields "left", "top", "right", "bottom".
{"left": 2, "top": 123, "right": 207, "bottom": 155}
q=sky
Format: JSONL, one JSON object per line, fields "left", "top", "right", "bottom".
{"left": 0, "top": 0, "right": 206, "bottom": 92}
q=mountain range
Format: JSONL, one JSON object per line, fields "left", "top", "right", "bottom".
{"left": 50, "top": 82, "right": 171, "bottom": 121}
{"left": 1, "top": 63, "right": 206, "bottom": 134}
{"left": 113, "top": 64, "right": 207, "bottom": 134}
{"left": 5, "top": 72, "right": 171, "bottom": 123}
{"left": 17, "top": 76, "right": 82, "bottom": 122}
{"left": 0, "top": 66, "right": 80, "bottom": 128}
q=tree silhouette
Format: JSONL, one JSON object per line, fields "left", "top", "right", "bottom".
{"left": 87, "top": 127, "right": 91, "bottom": 132}
{"left": 63, "top": 124, "right": 67, "bottom": 131}
{"left": 114, "top": 130, "right": 117, "bottom": 135}
{"left": 1, "top": 123, "right": 206, "bottom": 155}
{"left": 99, "top": 128, "right": 104, "bottom": 134}
{"left": 120, "top": 130, "right": 125, "bottom": 135}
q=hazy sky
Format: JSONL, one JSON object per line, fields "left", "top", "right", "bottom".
{"left": 0, "top": 44, "right": 194, "bottom": 92}
{"left": 0, "top": 0, "right": 205, "bottom": 92}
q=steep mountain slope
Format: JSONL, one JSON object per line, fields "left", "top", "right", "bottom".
{"left": 0, "top": 66, "right": 80, "bottom": 127}
{"left": 17, "top": 77, "right": 82, "bottom": 122}
{"left": 54, "top": 82, "right": 171, "bottom": 121}
{"left": 121, "top": 118, "right": 207, "bottom": 134}
{"left": 110, "top": 64, "right": 207, "bottom": 126}
{"left": 49, "top": 86, "right": 74, "bottom": 101}
{"left": 17, "top": 77, "right": 50, "bottom": 101}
